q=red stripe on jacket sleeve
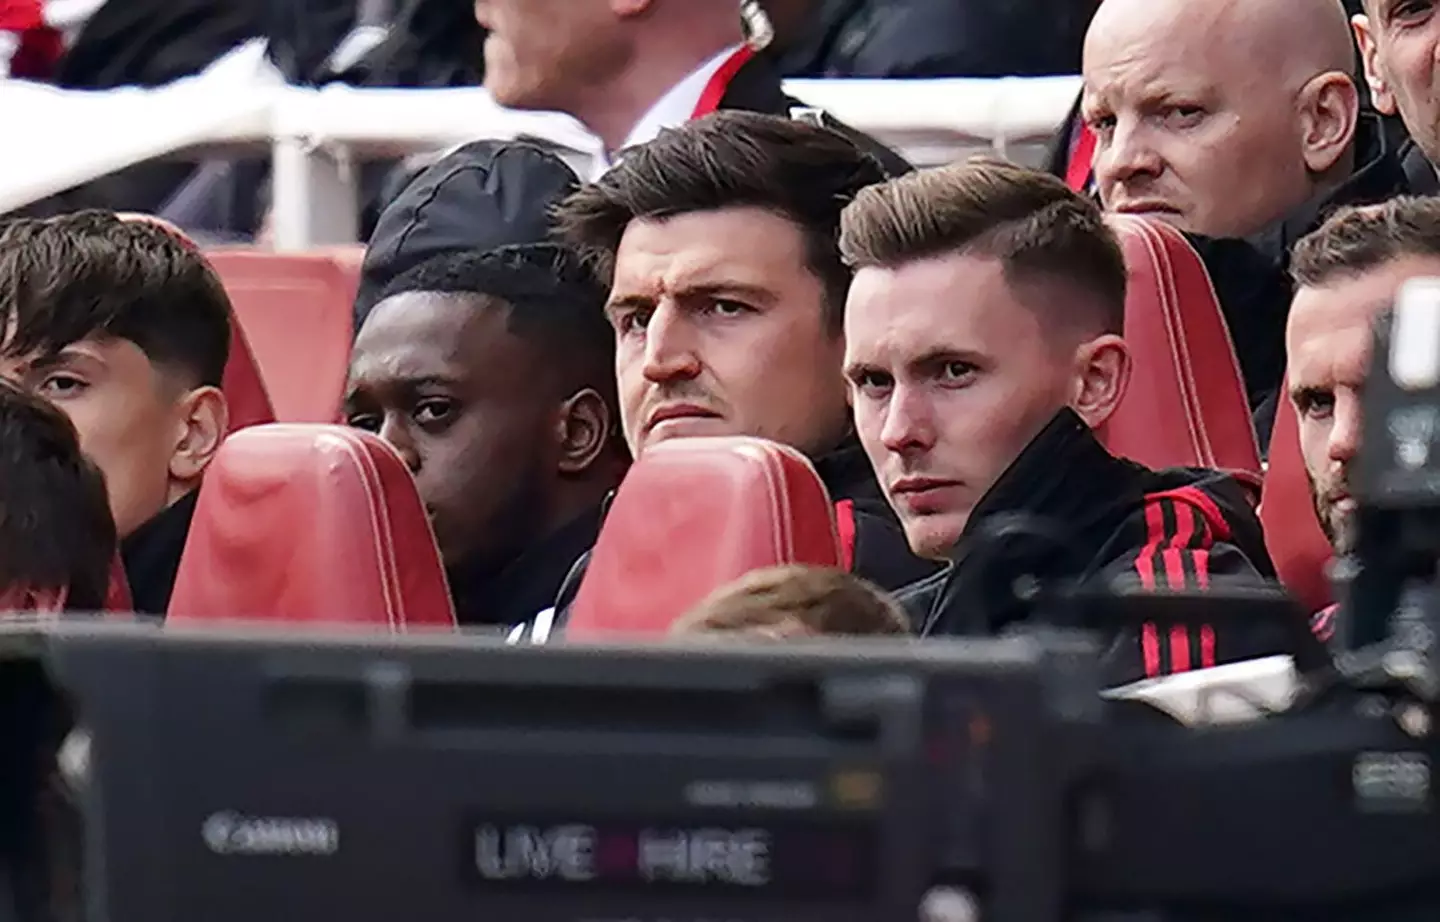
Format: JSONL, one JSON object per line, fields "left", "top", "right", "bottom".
{"left": 834, "top": 499, "right": 856, "bottom": 572}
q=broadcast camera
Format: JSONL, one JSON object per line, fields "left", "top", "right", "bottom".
{"left": 3, "top": 288, "right": 1440, "bottom": 922}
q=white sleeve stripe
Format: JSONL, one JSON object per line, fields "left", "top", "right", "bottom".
{"left": 531, "top": 607, "right": 558, "bottom": 644}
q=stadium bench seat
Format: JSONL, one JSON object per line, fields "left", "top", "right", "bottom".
{"left": 168, "top": 425, "right": 456, "bottom": 629}
{"left": 1101, "top": 214, "right": 1262, "bottom": 488}
{"left": 205, "top": 251, "right": 360, "bottom": 424}
{"left": 567, "top": 436, "right": 842, "bottom": 639}
{"left": 1260, "top": 385, "right": 1333, "bottom": 613}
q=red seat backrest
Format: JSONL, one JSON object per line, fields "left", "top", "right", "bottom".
{"left": 205, "top": 252, "right": 359, "bottom": 424}
{"left": 1100, "top": 215, "right": 1261, "bottom": 486}
{"left": 221, "top": 315, "right": 276, "bottom": 433}
{"left": 1260, "top": 385, "right": 1333, "bottom": 612}
{"left": 167, "top": 424, "right": 456, "bottom": 629}
{"left": 568, "top": 437, "right": 842, "bottom": 639}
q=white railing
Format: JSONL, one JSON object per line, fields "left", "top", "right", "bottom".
{"left": 2, "top": 45, "right": 1080, "bottom": 249}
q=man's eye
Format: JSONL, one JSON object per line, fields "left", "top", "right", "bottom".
{"left": 1163, "top": 104, "right": 1205, "bottom": 128}
{"left": 415, "top": 399, "right": 457, "bottom": 425}
{"left": 1296, "top": 390, "right": 1335, "bottom": 419}
{"left": 852, "top": 371, "right": 892, "bottom": 396}
{"left": 940, "top": 362, "right": 977, "bottom": 383}
{"left": 345, "top": 412, "right": 381, "bottom": 433}
{"left": 711, "top": 299, "right": 749, "bottom": 317}
{"left": 1391, "top": 1, "right": 1434, "bottom": 25}
{"left": 1085, "top": 111, "right": 1116, "bottom": 134}
{"left": 38, "top": 374, "right": 87, "bottom": 398}
{"left": 614, "top": 310, "right": 651, "bottom": 334}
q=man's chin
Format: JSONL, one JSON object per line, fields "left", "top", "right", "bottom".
{"left": 640, "top": 416, "right": 731, "bottom": 450}
{"left": 903, "top": 515, "right": 966, "bottom": 563}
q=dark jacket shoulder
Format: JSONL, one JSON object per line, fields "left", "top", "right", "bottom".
{"left": 120, "top": 490, "right": 199, "bottom": 617}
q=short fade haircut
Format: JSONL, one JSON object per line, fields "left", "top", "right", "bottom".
{"left": 1291, "top": 197, "right": 1440, "bottom": 289}
{"left": 839, "top": 158, "right": 1128, "bottom": 335}
{"left": 0, "top": 210, "right": 232, "bottom": 388}
{"left": 670, "top": 565, "right": 911, "bottom": 641}
{"left": 375, "top": 243, "right": 615, "bottom": 396}
{"left": 0, "top": 379, "right": 115, "bottom": 612}
{"left": 552, "top": 110, "right": 887, "bottom": 330}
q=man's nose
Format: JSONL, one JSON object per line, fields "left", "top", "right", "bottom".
{"left": 640, "top": 303, "right": 702, "bottom": 384}
{"left": 879, "top": 384, "right": 937, "bottom": 455}
{"left": 378, "top": 414, "right": 421, "bottom": 473}
{"left": 1097, "top": 117, "right": 1163, "bottom": 187}
{"left": 1328, "top": 393, "right": 1362, "bottom": 465}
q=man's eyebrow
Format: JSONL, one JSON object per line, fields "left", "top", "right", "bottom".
{"left": 906, "top": 346, "right": 986, "bottom": 370}
{"left": 1289, "top": 383, "right": 1331, "bottom": 403}
{"left": 673, "top": 281, "right": 776, "bottom": 304}
{"left": 604, "top": 293, "right": 653, "bottom": 315}
{"left": 24, "top": 346, "right": 88, "bottom": 373}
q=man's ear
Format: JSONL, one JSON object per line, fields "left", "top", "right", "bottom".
{"left": 556, "top": 387, "right": 613, "bottom": 475}
{"left": 168, "top": 386, "right": 228, "bottom": 491}
{"left": 1352, "top": 14, "right": 1397, "bottom": 116}
{"left": 1069, "top": 334, "right": 1131, "bottom": 429}
{"left": 1297, "top": 71, "right": 1360, "bottom": 175}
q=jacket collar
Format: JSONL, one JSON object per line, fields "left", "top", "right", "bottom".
{"left": 958, "top": 409, "right": 1142, "bottom": 548}
{"left": 449, "top": 505, "right": 604, "bottom": 627}
{"left": 120, "top": 489, "right": 198, "bottom": 617}
{"left": 908, "top": 409, "right": 1145, "bottom": 635}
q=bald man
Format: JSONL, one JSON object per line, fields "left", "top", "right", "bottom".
{"left": 1073, "top": 0, "right": 1410, "bottom": 437}
{"left": 1083, "top": 0, "right": 1362, "bottom": 238}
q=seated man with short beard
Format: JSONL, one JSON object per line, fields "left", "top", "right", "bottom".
{"left": 1284, "top": 197, "right": 1440, "bottom": 641}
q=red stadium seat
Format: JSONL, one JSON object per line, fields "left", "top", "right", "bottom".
{"left": 221, "top": 316, "right": 276, "bottom": 433}
{"left": 1260, "top": 386, "right": 1333, "bottom": 613}
{"left": 1101, "top": 214, "right": 1261, "bottom": 488}
{"left": 205, "top": 252, "right": 360, "bottom": 424}
{"left": 568, "top": 436, "right": 842, "bottom": 639}
{"left": 167, "top": 425, "right": 456, "bottom": 628}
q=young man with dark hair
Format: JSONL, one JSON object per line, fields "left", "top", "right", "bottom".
{"left": 0, "top": 378, "right": 115, "bottom": 614}
{"left": 840, "top": 158, "right": 1284, "bottom": 683}
{"left": 0, "top": 210, "right": 231, "bottom": 616}
{"left": 344, "top": 243, "right": 629, "bottom": 626}
{"left": 521, "top": 111, "right": 937, "bottom": 643}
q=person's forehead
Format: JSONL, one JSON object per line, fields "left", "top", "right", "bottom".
{"left": 0, "top": 334, "right": 144, "bottom": 373}
{"left": 844, "top": 253, "right": 1045, "bottom": 363}
{"left": 611, "top": 208, "right": 813, "bottom": 296}
{"left": 1285, "top": 256, "right": 1440, "bottom": 385}
{"left": 1084, "top": 0, "right": 1249, "bottom": 93}
{"left": 1290, "top": 254, "right": 1440, "bottom": 346}
{"left": 350, "top": 292, "right": 519, "bottom": 383}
